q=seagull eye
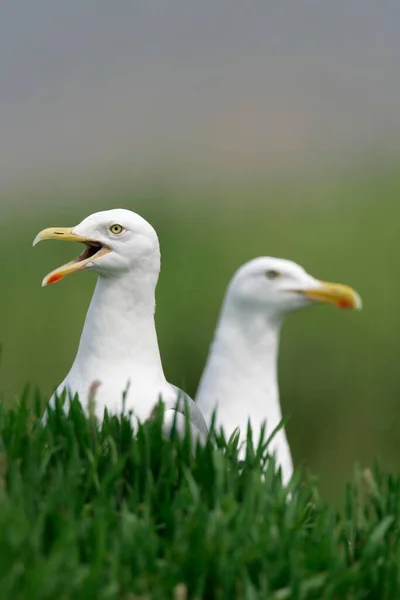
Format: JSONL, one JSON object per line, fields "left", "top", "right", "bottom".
{"left": 265, "top": 269, "right": 280, "bottom": 280}
{"left": 109, "top": 224, "right": 124, "bottom": 235}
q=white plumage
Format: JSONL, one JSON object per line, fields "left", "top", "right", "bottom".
{"left": 34, "top": 208, "right": 208, "bottom": 443}
{"left": 196, "top": 257, "right": 362, "bottom": 484}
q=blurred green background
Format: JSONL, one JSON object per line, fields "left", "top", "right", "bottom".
{"left": 2, "top": 1, "right": 400, "bottom": 504}
{"left": 1, "top": 169, "right": 399, "bottom": 504}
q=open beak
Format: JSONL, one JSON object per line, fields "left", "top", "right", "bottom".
{"left": 33, "top": 226, "right": 110, "bottom": 286}
{"left": 300, "top": 280, "right": 362, "bottom": 310}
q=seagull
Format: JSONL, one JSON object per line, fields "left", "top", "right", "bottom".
{"left": 195, "top": 257, "right": 362, "bottom": 484}
{"left": 33, "top": 208, "right": 208, "bottom": 444}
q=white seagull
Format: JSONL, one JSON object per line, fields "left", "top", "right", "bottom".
{"left": 195, "top": 257, "right": 362, "bottom": 484}
{"left": 33, "top": 208, "right": 208, "bottom": 443}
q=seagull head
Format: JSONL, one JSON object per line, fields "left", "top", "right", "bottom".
{"left": 226, "top": 257, "right": 362, "bottom": 322}
{"left": 33, "top": 209, "right": 160, "bottom": 286}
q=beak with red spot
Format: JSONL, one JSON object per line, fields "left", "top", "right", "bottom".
{"left": 299, "top": 280, "right": 362, "bottom": 310}
{"left": 33, "top": 227, "right": 110, "bottom": 286}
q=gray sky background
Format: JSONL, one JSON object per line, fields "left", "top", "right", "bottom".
{"left": 1, "top": 1, "right": 400, "bottom": 187}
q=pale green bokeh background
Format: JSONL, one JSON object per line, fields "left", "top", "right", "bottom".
{"left": 1, "top": 169, "right": 399, "bottom": 503}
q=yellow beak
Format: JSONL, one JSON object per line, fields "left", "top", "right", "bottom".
{"left": 33, "top": 226, "right": 110, "bottom": 286}
{"left": 301, "top": 281, "right": 362, "bottom": 310}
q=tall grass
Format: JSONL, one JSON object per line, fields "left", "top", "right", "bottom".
{"left": 0, "top": 394, "right": 399, "bottom": 599}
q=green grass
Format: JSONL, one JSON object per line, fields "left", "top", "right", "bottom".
{"left": 0, "top": 394, "right": 399, "bottom": 599}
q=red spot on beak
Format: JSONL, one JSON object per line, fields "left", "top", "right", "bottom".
{"left": 47, "top": 273, "right": 64, "bottom": 285}
{"left": 338, "top": 299, "right": 351, "bottom": 309}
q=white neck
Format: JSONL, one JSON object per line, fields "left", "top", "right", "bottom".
{"left": 196, "top": 301, "right": 293, "bottom": 483}
{"left": 69, "top": 271, "right": 165, "bottom": 383}
{"left": 197, "top": 305, "right": 282, "bottom": 428}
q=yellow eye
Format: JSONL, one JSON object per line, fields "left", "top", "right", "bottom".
{"left": 109, "top": 224, "right": 124, "bottom": 235}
